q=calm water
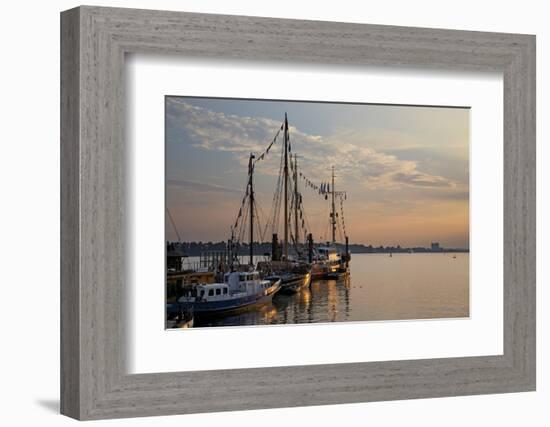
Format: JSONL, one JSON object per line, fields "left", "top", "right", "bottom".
{"left": 181, "top": 253, "right": 469, "bottom": 327}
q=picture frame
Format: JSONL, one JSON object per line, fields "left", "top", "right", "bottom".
{"left": 60, "top": 5, "right": 535, "bottom": 420}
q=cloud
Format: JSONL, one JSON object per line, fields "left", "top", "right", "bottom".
{"left": 167, "top": 99, "right": 288, "bottom": 153}
{"left": 167, "top": 178, "right": 243, "bottom": 195}
{"left": 391, "top": 172, "right": 451, "bottom": 187}
{"left": 167, "top": 98, "right": 457, "bottom": 190}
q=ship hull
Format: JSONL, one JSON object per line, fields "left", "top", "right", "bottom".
{"left": 311, "top": 261, "right": 341, "bottom": 280}
{"left": 175, "top": 280, "right": 281, "bottom": 313}
{"left": 272, "top": 272, "right": 311, "bottom": 294}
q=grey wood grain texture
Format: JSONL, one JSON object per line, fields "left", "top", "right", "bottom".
{"left": 60, "top": 7, "right": 80, "bottom": 419}
{"left": 60, "top": 5, "right": 536, "bottom": 420}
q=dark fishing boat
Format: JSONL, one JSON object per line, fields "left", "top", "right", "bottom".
{"left": 258, "top": 260, "right": 311, "bottom": 294}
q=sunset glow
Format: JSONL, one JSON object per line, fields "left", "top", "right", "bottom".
{"left": 166, "top": 97, "right": 469, "bottom": 249}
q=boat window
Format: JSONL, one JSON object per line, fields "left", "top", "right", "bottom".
{"left": 223, "top": 288, "right": 228, "bottom": 295}
{"left": 215, "top": 288, "right": 221, "bottom": 296}
{"left": 200, "top": 290, "right": 205, "bottom": 297}
{"left": 208, "top": 289, "right": 214, "bottom": 296}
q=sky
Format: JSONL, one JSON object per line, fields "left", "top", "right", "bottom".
{"left": 166, "top": 97, "right": 469, "bottom": 248}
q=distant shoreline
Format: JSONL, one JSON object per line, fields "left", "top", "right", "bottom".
{"left": 167, "top": 241, "right": 469, "bottom": 257}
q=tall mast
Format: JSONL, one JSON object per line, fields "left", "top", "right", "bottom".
{"left": 248, "top": 153, "right": 255, "bottom": 265}
{"left": 294, "top": 153, "right": 299, "bottom": 246}
{"left": 283, "top": 113, "right": 289, "bottom": 259}
{"left": 331, "top": 165, "right": 336, "bottom": 244}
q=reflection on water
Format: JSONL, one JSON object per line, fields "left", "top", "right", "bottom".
{"left": 191, "top": 253, "right": 469, "bottom": 328}
{"left": 193, "top": 275, "right": 351, "bottom": 327}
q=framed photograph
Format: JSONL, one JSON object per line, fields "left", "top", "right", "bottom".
{"left": 61, "top": 6, "right": 535, "bottom": 420}
{"left": 163, "top": 96, "right": 471, "bottom": 328}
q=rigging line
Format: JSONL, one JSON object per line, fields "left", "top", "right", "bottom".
{"left": 289, "top": 230, "right": 300, "bottom": 256}
{"left": 254, "top": 203, "right": 266, "bottom": 244}
{"left": 166, "top": 207, "right": 182, "bottom": 242}
{"left": 253, "top": 122, "right": 284, "bottom": 165}
{"left": 301, "top": 202, "right": 313, "bottom": 243}
{"left": 237, "top": 199, "right": 250, "bottom": 244}
{"left": 337, "top": 211, "right": 344, "bottom": 243}
{"left": 320, "top": 200, "right": 331, "bottom": 243}
{"left": 273, "top": 147, "right": 285, "bottom": 230}
{"left": 339, "top": 196, "right": 348, "bottom": 238}
{"left": 272, "top": 183, "right": 281, "bottom": 234}
{"left": 316, "top": 198, "right": 330, "bottom": 242}
{"left": 254, "top": 197, "right": 267, "bottom": 242}
{"left": 272, "top": 136, "right": 286, "bottom": 235}
{"left": 231, "top": 171, "right": 253, "bottom": 231}
{"left": 286, "top": 194, "right": 300, "bottom": 254}
{"left": 339, "top": 195, "right": 348, "bottom": 238}
{"left": 263, "top": 133, "right": 286, "bottom": 238}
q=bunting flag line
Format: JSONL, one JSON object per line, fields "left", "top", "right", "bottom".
{"left": 254, "top": 121, "right": 284, "bottom": 165}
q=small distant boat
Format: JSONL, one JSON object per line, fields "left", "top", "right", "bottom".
{"left": 177, "top": 271, "right": 281, "bottom": 313}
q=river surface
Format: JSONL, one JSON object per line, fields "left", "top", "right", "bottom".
{"left": 179, "top": 252, "right": 469, "bottom": 328}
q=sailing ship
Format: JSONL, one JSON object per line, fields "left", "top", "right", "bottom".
{"left": 310, "top": 166, "right": 351, "bottom": 280}
{"left": 230, "top": 113, "right": 313, "bottom": 293}
{"left": 166, "top": 112, "right": 351, "bottom": 322}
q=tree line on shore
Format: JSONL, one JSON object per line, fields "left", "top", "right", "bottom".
{"left": 167, "top": 241, "right": 469, "bottom": 256}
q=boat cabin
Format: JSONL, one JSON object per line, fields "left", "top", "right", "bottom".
{"left": 316, "top": 246, "right": 341, "bottom": 262}
{"left": 224, "top": 271, "right": 264, "bottom": 292}
{"left": 180, "top": 283, "right": 229, "bottom": 301}
{"left": 178, "top": 271, "right": 272, "bottom": 303}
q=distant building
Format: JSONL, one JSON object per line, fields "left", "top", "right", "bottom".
{"left": 431, "top": 242, "right": 441, "bottom": 251}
